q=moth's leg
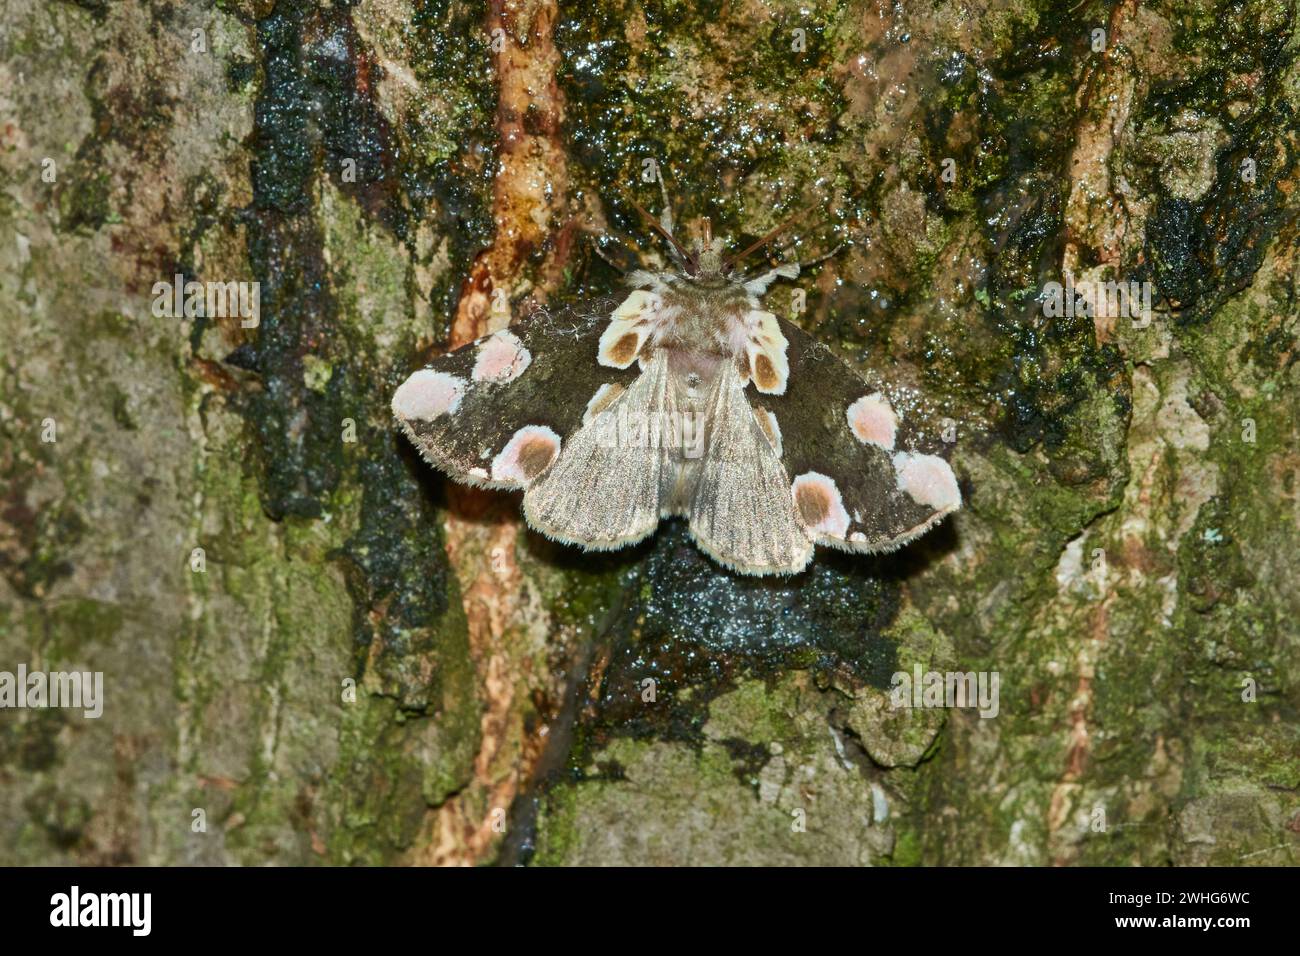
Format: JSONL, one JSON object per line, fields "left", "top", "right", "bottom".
{"left": 657, "top": 171, "right": 675, "bottom": 237}
{"left": 740, "top": 244, "right": 846, "bottom": 296}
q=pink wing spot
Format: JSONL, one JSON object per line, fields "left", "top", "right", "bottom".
{"left": 846, "top": 393, "right": 897, "bottom": 451}
{"left": 892, "top": 452, "right": 961, "bottom": 511}
{"left": 472, "top": 330, "right": 531, "bottom": 383}
{"left": 491, "top": 425, "right": 562, "bottom": 486}
{"left": 791, "top": 472, "right": 850, "bottom": 539}
{"left": 392, "top": 369, "right": 466, "bottom": 421}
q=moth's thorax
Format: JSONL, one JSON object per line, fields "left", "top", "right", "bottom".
{"left": 616, "top": 262, "right": 789, "bottom": 395}
{"left": 650, "top": 272, "right": 757, "bottom": 359}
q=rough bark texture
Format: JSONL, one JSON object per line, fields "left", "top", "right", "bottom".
{"left": 1, "top": 0, "right": 1298, "bottom": 865}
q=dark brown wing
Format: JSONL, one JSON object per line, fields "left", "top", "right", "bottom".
{"left": 752, "top": 318, "right": 961, "bottom": 552}
{"left": 392, "top": 305, "right": 639, "bottom": 490}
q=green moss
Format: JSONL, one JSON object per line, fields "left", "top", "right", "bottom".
{"left": 56, "top": 167, "right": 113, "bottom": 233}
{"left": 885, "top": 826, "right": 923, "bottom": 866}
{"left": 533, "top": 674, "right": 900, "bottom": 864}
{"left": 530, "top": 777, "right": 582, "bottom": 866}
{"left": 23, "top": 784, "right": 92, "bottom": 848}
{"left": 1, "top": 709, "right": 66, "bottom": 774}
{"left": 37, "top": 599, "right": 126, "bottom": 661}
{"left": 9, "top": 501, "right": 86, "bottom": 600}
{"left": 556, "top": 0, "right": 853, "bottom": 249}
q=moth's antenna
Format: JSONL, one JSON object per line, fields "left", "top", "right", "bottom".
{"left": 630, "top": 199, "right": 694, "bottom": 272}
{"left": 722, "top": 206, "right": 813, "bottom": 273}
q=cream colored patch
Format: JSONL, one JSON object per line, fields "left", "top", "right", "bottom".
{"left": 752, "top": 407, "right": 783, "bottom": 456}
{"left": 472, "top": 330, "right": 531, "bottom": 383}
{"left": 742, "top": 310, "right": 789, "bottom": 395}
{"left": 791, "top": 472, "right": 850, "bottom": 538}
{"left": 598, "top": 289, "right": 660, "bottom": 369}
{"left": 847, "top": 392, "right": 897, "bottom": 450}
{"left": 491, "top": 426, "right": 562, "bottom": 486}
{"left": 892, "top": 452, "right": 961, "bottom": 511}
{"left": 583, "top": 383, "right": 625, "bottom": 425}
{"left": 392, "top": 368, "right": 466, "bottom": 421}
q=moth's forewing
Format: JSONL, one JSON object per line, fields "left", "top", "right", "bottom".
{"left": 391, "top": 305, "right": 638, "bottom": 490}
{"left": 757, "top": 318, "right": 961, "bottom": 553}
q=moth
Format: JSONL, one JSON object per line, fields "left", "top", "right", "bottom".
{"left": 392, "top": 201, "right": 960, "bottom": 576}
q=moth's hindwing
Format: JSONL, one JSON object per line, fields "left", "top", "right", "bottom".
{"left": 755, "top": 318, "right": 962, "bottom": 553}
{"left": 392, "top": 309, "right": 638, "bottom": 490}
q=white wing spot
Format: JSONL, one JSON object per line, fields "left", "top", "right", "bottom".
{"left": 392, "top": 369, "right": 466, "bottom": 421}
{"left": 892, "top": 452, "right": 961, "bottom": 511}
{"left": 472, "top": 330, "right": 531, "bottom": 383}
{"left": 491, "top": 426, "right": 562, "bottom": 487}
{"left": 599, "top": 290, "right": 662, "bottom": 369}
{"left": 791, "top": 472, "right": 850, "bottom": 539}
{"left": 742, "top": 310, "right": 789, "bottom": 395}
{"left": 847, "top": 392, "right": 897, "bottom": 451}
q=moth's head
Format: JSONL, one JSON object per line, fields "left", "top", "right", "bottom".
{"left": 689, "top": 236, "right": 729, "bottom": 277}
